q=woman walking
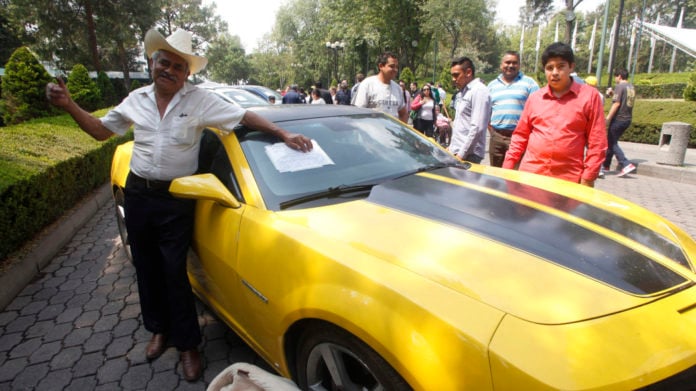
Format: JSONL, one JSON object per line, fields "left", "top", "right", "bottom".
{"left": 410, "top": 85, "right": 439, "bottom": 137}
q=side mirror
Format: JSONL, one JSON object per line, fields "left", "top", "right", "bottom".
{"left": 169, "top": 174, "right": 241, "bottom": 209}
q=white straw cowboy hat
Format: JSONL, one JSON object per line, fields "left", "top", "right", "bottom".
{"left": 144, "top": 28, "right": 208, "bottom": 75}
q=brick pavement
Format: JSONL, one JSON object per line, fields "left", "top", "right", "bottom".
{"left": 1, "top": 141, "right": 695, "bottom": 390}
{"left": 0, "top": 205, "right": 266, "bottom": 390}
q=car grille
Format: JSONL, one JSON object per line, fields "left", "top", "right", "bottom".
{"left": 637, "top": 364, "right": 696, "bottom": 390}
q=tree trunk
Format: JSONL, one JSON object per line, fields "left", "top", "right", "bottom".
{"left": 118, "top": 41, "right": 131, "bottom": 91}
{"left": 84, "top": 0, "right": 101, "bottom": 72}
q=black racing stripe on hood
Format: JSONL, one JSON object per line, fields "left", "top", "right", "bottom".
{"left": 439, "top": 168, "right": 691, "bottom": 269}
{"left": 368, "top": 170, "right": 687, "bottom": 295}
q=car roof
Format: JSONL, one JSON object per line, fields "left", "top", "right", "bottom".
{"left": 232, "top": 85, "right": 282, "bottom": 100}
{"left": 197, "top": 84, "right": 270, "bottom": 107}
{"left": 245, "top": 104, "right": 381, "bottom": 122}
{"left": 212, "top": 88, "right": 270, "bottom": 107}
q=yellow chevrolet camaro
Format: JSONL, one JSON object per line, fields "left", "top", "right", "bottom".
{"left": 111, "top": 105, "right": 696, "bottom": 390}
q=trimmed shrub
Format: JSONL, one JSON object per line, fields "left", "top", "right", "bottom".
{"left": 67, "top": 64, "right": 101, "bottom": 112}
{"left": 96, "top": 71, "right": 119, "bottom": 107}
{"left": 130, "top": 79, "right": 142, "bottom": 91}
{"left": 400, "top": 67, "right": 415, "bottom": 85}
{"left": 0, "top": 111, "right": 132, "bottom": 262}
{"left": 1, "top": 47, "right": 55, "bottom": 125}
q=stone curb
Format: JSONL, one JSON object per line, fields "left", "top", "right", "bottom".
{"left": 0, "top": 183, "right": 112, "bottom": 311}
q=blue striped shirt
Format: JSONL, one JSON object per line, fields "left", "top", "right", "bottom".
{"left": 487, "top": 72, "right": 539, "bottom": 131}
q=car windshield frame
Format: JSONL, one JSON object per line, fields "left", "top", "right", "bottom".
{"left": 236, "top": 112, "right": 459, "bottom": 210}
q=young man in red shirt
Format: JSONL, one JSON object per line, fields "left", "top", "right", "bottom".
{"left": 503, "top": 42, "right": 607, "bottom": 187}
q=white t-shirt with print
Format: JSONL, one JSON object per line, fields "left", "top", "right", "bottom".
{"left": 353, "top": 76, "right": 405, "bottom": 118}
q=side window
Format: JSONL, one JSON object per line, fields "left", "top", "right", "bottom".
{"left": 198, "top": 129, "right": 244, "bottom": 202}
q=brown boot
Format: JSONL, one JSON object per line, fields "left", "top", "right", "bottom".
{"left": 180, "top": 349, "right": 202, "bottom": 382}
{"left": 145, "top": 333, "right": 167, "bottom": 361}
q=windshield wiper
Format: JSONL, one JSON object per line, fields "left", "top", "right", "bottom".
{"left": 279, "top": 184, "right": 376, "bottom": 210}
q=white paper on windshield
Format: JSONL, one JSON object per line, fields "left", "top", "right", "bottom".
{"left": 265, "top": 140, "right": 335, "bottom": 172}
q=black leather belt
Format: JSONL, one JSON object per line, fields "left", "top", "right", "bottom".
{"left": 127, "top": 172, "right": 172, "bottom": 191}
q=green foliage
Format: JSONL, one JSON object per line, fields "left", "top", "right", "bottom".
{"left": 0, "top": 13, "right": 22, "bottom": 65}
{"left": 0, "top": 110, "right": 132, "bottom": 262}
{"left": 67, "top": 64, "right": 101, "bottom": 112}
{"left": 400, "top": 67, "right": 415, "bottom": 85}
{"left": 205, "top": 33, "right": 250, "bottom": 84}
{"left": 634, "top": 72, "right": 690, "bottom": 85}
{"left": 96, "top": 71, "right": 119, "bottom": 107}
{"left": 130, "top": 79, "right": 142, "bottom": 91}
{"left": 620, "top": 100, "right": 696, "bottom": 148}
{"left": 1, "top": 47, "right": 55, "bottom": 125}
{"left": 438, "top": 68, "right": 454, "bottom": 91}
{"left": 683, "top": 71, "right": 696, "bottom": 102}
{"left": 635, "top": 84, "right": 686, "bottom": 100}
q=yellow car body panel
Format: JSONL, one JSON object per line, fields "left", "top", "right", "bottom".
{"left": 490, "top": 285, "right": 696, "bottom": 390}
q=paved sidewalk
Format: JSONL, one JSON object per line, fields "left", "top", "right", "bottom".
{"left": 0, "top": 202, "right": 265, "bottom": 390}
{"left": 608, "top": 141, "right": 696, "bottom": 185}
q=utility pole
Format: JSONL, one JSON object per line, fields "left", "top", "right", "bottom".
{"left": 596, "top": 0, "right": 611, "bottom": 87}
{"left": 608, "top": 0, "right": 625, "bottom": 89}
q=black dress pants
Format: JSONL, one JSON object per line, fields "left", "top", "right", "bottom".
{"left": 124, "top": 173, "right": 200, "bottom": 351}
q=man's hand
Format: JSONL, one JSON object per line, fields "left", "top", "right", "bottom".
{"left": 240, "top": 111, "right": 313, "bottom": 152}
{"left": 282, "top": 133, "right": 313, "bottom": 152}
{"left": 46, "top": 77, "right": 72, "bottom": 109}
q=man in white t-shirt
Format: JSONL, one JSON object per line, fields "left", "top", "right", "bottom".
{"left": 353, "top": 52, "right": 408, "bottom": 122}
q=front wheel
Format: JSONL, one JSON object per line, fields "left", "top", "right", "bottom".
{"left": 296, "top": 324, "right": 411, "bottom": 391}
{"left": 113, "top": 188, "right": 132, "bottom": 261}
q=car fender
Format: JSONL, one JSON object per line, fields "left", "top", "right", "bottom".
{"left": 110, "top": 141, "right": 133, "bottom": 189}
{"left": 233, "top": 208, "right": 503, "bottom": 390}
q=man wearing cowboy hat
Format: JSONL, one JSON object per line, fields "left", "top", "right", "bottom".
{"left": 46, "top": 28, "right": 312, "bottom": 382}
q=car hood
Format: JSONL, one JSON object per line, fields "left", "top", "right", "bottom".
{"left": 282, "top": 167, "right": 695, "bottom": 324}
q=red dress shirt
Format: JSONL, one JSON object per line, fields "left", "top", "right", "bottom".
{"left": 503, "top": 81, "right": 607, "bottom": 183}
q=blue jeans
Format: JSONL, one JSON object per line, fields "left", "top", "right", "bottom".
{"left": 604, "top": 119, "right": 631, "bottom": 169}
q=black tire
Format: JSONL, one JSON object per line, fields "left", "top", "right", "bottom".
{"left": 113, "top": 188, "right": 132, "bottom": 261}
{"left": 296, "top": 324, "right": 412, "bottom": 391}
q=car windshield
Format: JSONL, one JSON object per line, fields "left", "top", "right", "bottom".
{"left": 237, "top": 113, "right": 459, "bottom": 210}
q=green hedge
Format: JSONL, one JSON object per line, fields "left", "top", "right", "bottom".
{"left": 634, "top": 83, "right": 686, "bottom": 99}
{"left": 619, "top": 99, "right": 696, "bottom": 148}
{"left": 0, "top": 111, "right": 132, "bottom": 263}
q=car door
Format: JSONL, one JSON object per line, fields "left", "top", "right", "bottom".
{"left": 187, "top": 129, "right": 249, "bottom": 331}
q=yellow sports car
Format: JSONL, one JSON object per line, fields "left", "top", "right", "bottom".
{"left": 111, "top": 105, "right": 696, "bottom": 390}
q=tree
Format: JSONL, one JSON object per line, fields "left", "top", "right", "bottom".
{"left": 400, "top": 67, "right": 415, "bottom": 85}
{"left": 96, "top": 71, "right": 118, "bottom": 107}
{"left": 67, "top": 64, "right": 101, "bottom": 112}
{"left": 206, "top": 33, "right": 250, "bottom": 84}
{"left": 1, "top": 47, "right": 54, "bottom": 125}
{"left": 3, "top": 0, "right": 161, "bottom": 88}
{"left": 0, "top": 11, "right": 22, "bottom": 65}
{"left": 420, "top": 0, "right": 498, "bottom": 73}
{"left": 520, "top": 0, "right": 553, "bottom": 27}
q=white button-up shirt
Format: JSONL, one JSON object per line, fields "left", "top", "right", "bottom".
{"left": 101, "top": 82, "right": 246, "bottom": 180}
{"left": 448, "top": 78, "right": 491, "bottom": 159}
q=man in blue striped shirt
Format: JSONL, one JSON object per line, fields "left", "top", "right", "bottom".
{"left": 487, "top": 51, "right": 539, "bottom": 167}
